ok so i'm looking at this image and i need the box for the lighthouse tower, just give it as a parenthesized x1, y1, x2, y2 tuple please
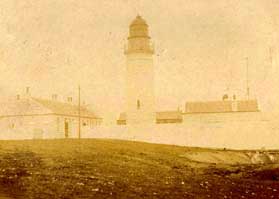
(125, 15, 155, 125)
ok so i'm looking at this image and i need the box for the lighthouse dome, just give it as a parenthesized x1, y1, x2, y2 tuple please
(126, 15, 154, 54)
(130, 15, 148, 26)
(129, 15, 150, 39)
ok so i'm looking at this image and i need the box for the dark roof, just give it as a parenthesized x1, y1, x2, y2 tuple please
(185, 100, 259, 114)
(0, 97, 100, 119)
(32, 98, 100, 118)
(156, 111, 183, 120)
(130, 15, 147, 26)
(118, 111, 182, 121)
(185, 101, 232, 113)
(237, 100, 259, 112)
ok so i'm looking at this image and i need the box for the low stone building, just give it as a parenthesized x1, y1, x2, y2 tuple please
(117, 111, 183, 125)
(0, 96, 102, 139)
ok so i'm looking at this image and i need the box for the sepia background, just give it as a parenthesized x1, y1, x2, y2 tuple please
(0, 0, 279, 122)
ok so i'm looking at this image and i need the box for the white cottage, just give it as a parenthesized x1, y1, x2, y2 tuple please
(0, 96, 102, 140)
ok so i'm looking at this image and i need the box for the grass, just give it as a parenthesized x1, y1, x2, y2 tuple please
(0, 139, 278, 198)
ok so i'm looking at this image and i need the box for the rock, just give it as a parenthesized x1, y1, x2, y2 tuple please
(251, 152, 273, 164)
(92, 188, 99, 192)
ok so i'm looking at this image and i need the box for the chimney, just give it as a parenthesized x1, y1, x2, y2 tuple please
(222, 94, 228, 101)
(52, 94, 58, 101)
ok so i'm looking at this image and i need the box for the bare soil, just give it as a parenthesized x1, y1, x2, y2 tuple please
(0, 139, 278, 198)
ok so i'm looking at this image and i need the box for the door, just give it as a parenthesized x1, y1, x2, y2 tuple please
(65, 121, 69, 138)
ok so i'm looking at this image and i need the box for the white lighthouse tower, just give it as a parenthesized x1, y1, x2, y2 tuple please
(125, 15, 155, 125)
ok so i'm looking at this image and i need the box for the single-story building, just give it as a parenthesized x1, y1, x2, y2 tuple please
(117, 99, 260, 125)
(117, 111, 183, 125)
(0, 96, 102, 139)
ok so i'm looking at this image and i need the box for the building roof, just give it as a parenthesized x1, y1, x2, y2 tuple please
(130, 15, 147, 26)
(185, 100, 259, 114)
(0, 98, 44, 116)
(156, 111, 183, 120)
(237, 100, 259, 112)
(32, 98, 100, 119)
(0, 97, 101, 119)
(185, 101, 233, 113)
(117, 111, 182, 121)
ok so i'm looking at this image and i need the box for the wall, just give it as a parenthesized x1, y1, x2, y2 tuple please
(0, 115, 101, 140)
(126, 53, 155, 124)
(84, 112, 279, 150)
(183, 111, 265, 123)
(0, 111, 278, 150)
(0, 115, 57, 140)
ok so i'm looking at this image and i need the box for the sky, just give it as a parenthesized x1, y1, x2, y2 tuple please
(0, 0, 279, 120)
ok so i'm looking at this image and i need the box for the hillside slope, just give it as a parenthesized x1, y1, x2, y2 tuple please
(0, 139, 278, 198)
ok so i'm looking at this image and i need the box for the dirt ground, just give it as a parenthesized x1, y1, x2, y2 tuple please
(0, 139, 278, 199)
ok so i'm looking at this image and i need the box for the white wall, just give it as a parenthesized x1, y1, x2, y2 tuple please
(126, 53, 156, 124)
(0, 115, 56, 140)
(0, 115, 101, 140)
(183, 111, 265, 123)
(1, 112, 278, 150)
(84, 112, 279, 150)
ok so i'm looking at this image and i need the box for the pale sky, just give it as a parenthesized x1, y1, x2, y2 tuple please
(0, 0, 279, 120)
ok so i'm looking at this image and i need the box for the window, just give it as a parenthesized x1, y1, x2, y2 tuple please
(137, 100, 141, 110)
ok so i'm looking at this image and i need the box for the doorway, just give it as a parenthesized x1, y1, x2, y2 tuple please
(65, 121, 69, 138)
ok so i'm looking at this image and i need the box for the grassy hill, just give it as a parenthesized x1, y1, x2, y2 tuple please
(0, 139, 278, 198)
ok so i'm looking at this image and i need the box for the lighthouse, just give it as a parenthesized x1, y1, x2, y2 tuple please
(125, 15, 155, 125)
